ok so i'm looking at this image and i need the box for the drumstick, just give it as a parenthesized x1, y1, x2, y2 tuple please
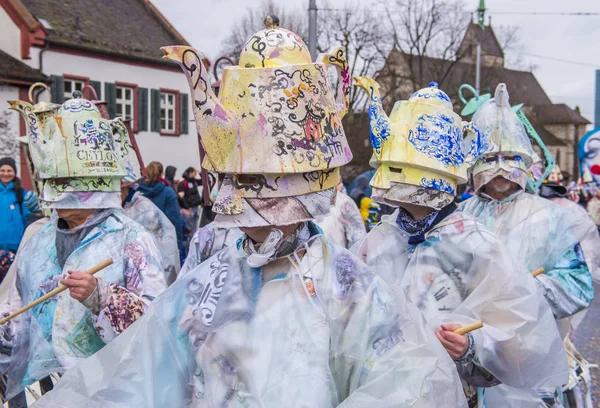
(453, 321, 484, 335)
(0, 258, 113, 326)
(531, 267, 545, 277)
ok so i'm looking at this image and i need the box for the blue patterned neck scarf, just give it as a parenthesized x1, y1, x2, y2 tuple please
(396, 203, 457, 245)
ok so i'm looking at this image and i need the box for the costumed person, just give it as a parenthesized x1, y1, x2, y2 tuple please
(578, 127, 600, 227)
(460, 84, 594, 406)
(34, 19, 467, 407)
(316, 179, 366, 249)
(138, 161, 186, 264)
(538, 164, 600, 284)
(121, 162, 181, 286)
(178, 222, 242, 278)
(1, 93, 167, 400)
(352, 78, 568, 408)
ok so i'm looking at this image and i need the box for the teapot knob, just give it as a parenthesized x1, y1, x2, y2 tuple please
(264, 15, 280, 29)
(72, 90, 83, 99)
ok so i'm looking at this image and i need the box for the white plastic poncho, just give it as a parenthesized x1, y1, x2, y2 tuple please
(353, 209, 568, 407)
(461, 191, 594, 319)
(124, 191, 181, 285)
(34, 225, 467, 408)
(548, 196, 600, 284)
(0, 209, 167, 398)
(316, 191, 367, 249)
(179, 222, 242, 278)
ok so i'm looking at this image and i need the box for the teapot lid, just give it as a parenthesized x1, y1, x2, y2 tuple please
(238, 15, 312, 68)
(408, 82, 454, 111)
(59, 91, 102, 118)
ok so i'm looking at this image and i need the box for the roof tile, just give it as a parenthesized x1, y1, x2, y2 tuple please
(20, 0, 188, 64)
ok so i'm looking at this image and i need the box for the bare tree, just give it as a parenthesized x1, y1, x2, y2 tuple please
(495, 24, 525, 69)
(317, 2, 388, 114)
(377, 0, 471, 103)
(220, 0, 307, 62)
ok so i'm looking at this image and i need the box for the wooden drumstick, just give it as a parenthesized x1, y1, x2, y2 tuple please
(0, 258, 113, 326)
(453, 321, 484, 335)
(531, 267, 545, 277)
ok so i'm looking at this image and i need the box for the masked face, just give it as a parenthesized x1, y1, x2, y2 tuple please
(471, 153, 528, 193)
(487, 176, 517, 193)
(580, 130, 600, 184)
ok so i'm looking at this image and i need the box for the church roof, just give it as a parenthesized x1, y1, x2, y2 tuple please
(459, 22, 504, 59)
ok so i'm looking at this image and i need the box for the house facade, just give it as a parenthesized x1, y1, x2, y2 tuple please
(0, 0, 201, 189)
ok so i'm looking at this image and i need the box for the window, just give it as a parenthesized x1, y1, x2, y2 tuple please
(160, 92, 176, 133)
(63, 79, 85, 100)
(116, 86, 135, 122)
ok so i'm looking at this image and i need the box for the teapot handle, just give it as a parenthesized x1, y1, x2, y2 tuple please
(28, 82, 50, 103)
(109, 118, 146, 178)
(318, 46, 350, 119)
(462, 121, 482, 167)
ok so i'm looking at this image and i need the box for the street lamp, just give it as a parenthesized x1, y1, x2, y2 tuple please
(309, 0, 317, 59)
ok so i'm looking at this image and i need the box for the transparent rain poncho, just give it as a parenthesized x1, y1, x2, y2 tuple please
(179, 222, 242, 278)
(547, 196, 600, 285)
(353, 209, 568, 407)
(461, 191, 594, 319)
(33, 227, 468, 408)
(0, 209, 166, 399)
(124, 192, 181, 285)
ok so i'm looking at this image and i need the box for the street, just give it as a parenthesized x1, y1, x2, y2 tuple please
(574, 283, 600, 406)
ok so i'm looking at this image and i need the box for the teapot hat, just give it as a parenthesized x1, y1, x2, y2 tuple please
(469, 84, 535, 192)
(8, 90, 138, 209)
(354, 77, 482, 210)
(163, 17, 353, 227)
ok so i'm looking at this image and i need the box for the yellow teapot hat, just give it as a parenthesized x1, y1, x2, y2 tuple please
(354, 77, 482, 209)
(8, 91, 139, 209)
(163, 17, 353, 227)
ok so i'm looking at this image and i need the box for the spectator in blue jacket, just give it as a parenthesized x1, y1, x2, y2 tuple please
(137, 161, 186, 264)
(0, 157, 39, 282)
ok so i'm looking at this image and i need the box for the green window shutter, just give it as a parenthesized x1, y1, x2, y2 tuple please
(138, 88, 149, 132)
(105, 82, 116, 118)
(151, 89, 161, 132)
(180, 93, 189, 134)
(90, 80, 102, 99)
(50, 75, 64, 104)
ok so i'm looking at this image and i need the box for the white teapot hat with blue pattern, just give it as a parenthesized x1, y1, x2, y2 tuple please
(354, 78, 482, 209)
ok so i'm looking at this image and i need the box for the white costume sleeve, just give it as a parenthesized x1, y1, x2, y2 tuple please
(354, 210, 569, 403)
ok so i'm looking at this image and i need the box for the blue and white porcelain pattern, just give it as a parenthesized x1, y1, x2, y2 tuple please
(419, 177, 455, 195)
(367, 88, 391, 154)
(408, 113, 464, 167)
(409, 82, 452, 105)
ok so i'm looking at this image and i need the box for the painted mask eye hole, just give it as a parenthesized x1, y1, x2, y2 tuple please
(236, 175, 261, 185)
(484, 156, 498, 163)
(389, 167, 403, 174)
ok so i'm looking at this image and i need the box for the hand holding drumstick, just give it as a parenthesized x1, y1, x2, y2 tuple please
(0, 259, 113, 326)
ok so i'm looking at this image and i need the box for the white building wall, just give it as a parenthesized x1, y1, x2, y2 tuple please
(0, 85, 21, 168)
(0, 8, 21, 61)
(29, 49, 200, 173)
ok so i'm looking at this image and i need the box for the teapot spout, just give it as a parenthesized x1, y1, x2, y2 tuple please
(7, 100, 42, 141)
(161, 45, 240, 171)
(353, 76, 391, 156)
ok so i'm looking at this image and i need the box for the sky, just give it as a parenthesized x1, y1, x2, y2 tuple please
(153, 0, 600, 126)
